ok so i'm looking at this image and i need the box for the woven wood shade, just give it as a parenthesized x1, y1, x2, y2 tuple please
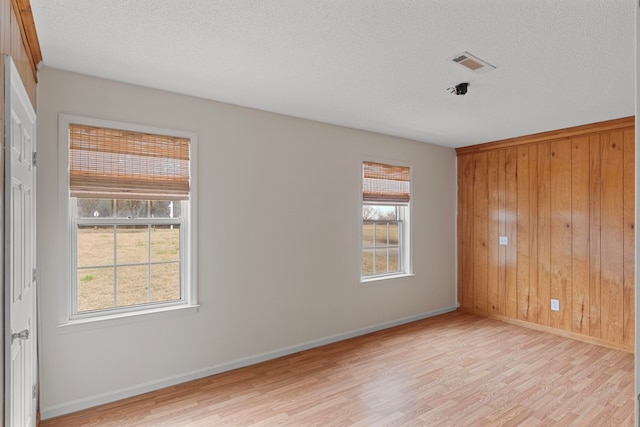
(69, 124, 190, 200)
(362, 161, 410, 204)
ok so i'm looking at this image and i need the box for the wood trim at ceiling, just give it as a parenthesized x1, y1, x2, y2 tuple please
(456, 116, 635, 156)
(10, 0, 42, 82)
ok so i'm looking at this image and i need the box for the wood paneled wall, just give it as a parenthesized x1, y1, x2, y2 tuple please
(456, 117, 635, 351)
(2, 0, 40, 103)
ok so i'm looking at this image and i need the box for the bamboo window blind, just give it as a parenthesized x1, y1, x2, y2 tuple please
(362, 161, 410, 204)
(69, 124, 190, 200)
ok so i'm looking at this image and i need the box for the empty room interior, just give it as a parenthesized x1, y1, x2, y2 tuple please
(0, 0, 638, 426)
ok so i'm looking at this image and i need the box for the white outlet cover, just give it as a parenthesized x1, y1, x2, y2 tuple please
(551, 299, 560, 311)
(499, 236, 508, 245)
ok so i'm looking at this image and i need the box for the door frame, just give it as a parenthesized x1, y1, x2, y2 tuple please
(4, 54, 38, 426)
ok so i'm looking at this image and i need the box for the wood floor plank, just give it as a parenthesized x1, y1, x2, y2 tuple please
(41, 312, 634, 427)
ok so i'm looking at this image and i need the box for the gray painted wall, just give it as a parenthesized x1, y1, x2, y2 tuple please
(36, 68, 457, 418)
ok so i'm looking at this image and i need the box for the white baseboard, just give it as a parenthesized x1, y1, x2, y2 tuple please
(41, 306, 456, 420)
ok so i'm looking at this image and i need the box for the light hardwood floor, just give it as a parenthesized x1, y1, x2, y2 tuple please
(40, 311, 634, 426)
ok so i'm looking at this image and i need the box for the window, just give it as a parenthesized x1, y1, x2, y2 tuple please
(361, 161, 411, 279)
(60, 115, 197, 320)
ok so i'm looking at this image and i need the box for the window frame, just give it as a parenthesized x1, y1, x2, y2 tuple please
(58, 114, 198, 325)
(360, 160, 412, 282)
(362, 206, 404, 277)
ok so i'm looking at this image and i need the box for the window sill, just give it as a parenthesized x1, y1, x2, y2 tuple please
(361, 273, 415, 285)
(57, 303, 199, 334)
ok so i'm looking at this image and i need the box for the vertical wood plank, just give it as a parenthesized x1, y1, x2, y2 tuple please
(622, 128, 635, 347)
(457, 157, 464, 307)
(600, 130, 624, 344)
(473, 153, 489, 314)
(537, 142, 551, 326)
(0, 48, 3, 427)
(516, 146, 531, 321)
(460, 155, 475, 311)
(9, 8, 20, 77)
(498, 149, 507, 316)
(10, 6, 29, 106)
(487, 151, 500, 314)
(502, 147, 518, 319)
(504, 148, 518, 319)
(528, 145, 539, 325)
(3, 1, 37, 105)
(571, 136, 590, 335)
(549, 139, 572, 331)
(1, 0, 11, 54)
(589, 134, 602, 339)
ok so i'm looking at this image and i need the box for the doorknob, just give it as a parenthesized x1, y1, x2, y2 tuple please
(11, 329, 29, 343)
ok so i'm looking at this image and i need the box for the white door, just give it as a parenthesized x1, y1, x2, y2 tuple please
(4, 56, 37, 427)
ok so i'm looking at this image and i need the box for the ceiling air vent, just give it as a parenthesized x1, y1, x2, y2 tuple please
(449, 51, 496, 74)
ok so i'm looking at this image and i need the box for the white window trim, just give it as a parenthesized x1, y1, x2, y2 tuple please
(360, 158, 413, 283)
(57, 114, 198, 327)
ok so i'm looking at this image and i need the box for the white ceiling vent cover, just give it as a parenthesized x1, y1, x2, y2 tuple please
(449, 52, 496, 74)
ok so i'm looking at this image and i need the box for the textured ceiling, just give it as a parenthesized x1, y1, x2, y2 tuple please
(30, 1, 636, 148)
